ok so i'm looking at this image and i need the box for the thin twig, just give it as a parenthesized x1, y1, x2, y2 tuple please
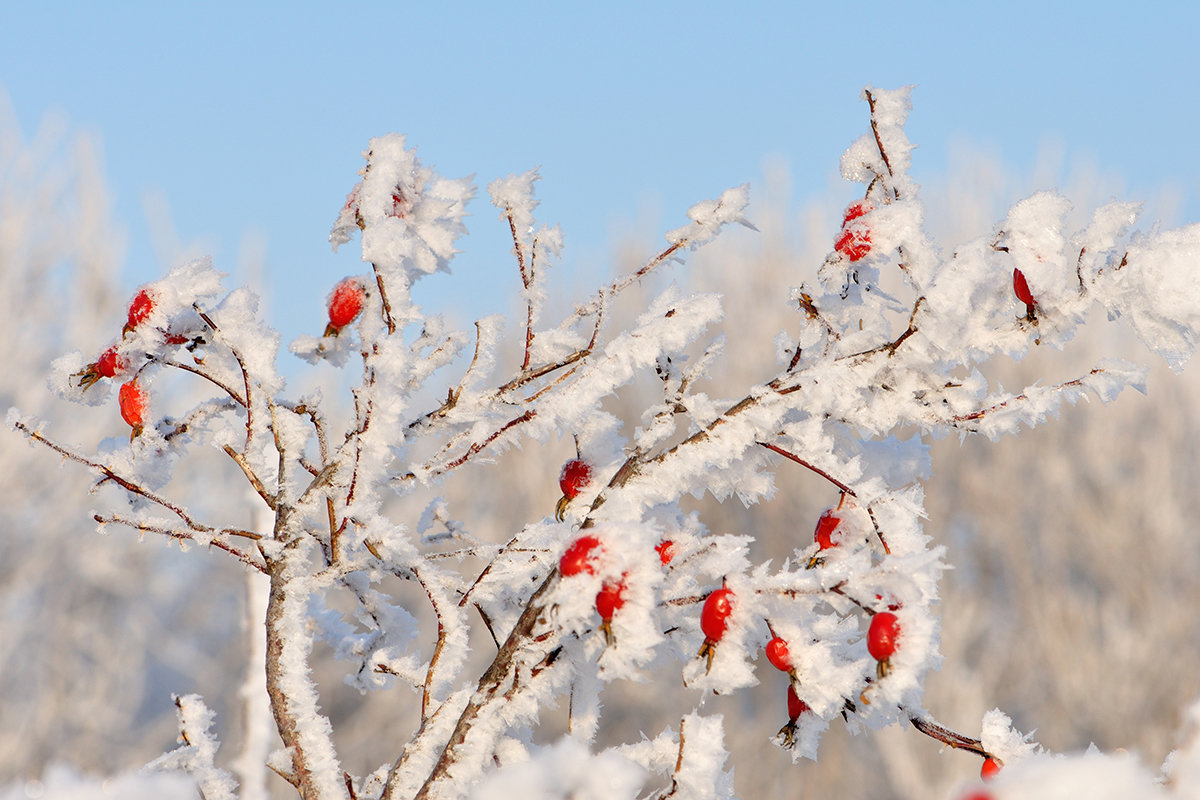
(371, 262, 398, 335)
(864, 89, 900, 201)
(16, 420, 201, 528)
(95, 514, 268, 573)
(222, 445, 277, 510)
(908, 713, 990, 759)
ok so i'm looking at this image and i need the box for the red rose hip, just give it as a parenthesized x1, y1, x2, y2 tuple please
(555, 458, 592, 521)
(325, 278, 366, 336)
(123, 288, 155, 336)
(778, 684, 810, 748)
(697, 586, 736, 672)
(701, 587, 735, 642)
(559, 535, 602, 577)
(595, 575, 626, 646)
(74, 345, 127, 390)
(765, 636, 793, 673)
(118, 379, 148, 439)
(867, 611, 901, 678)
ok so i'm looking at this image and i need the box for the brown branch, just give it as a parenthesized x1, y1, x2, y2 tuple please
(504, 209, 538, 371)
(757, 441, 856, 496)
(864, 89, 900, 201)
(94, 514, 268, 573)
(412, 566, 448, 721)
(222, 445, 277, 510)
(951, 369, 1102, 425)
(410, 570, 560, 800)
(15, 420, 203, 528)
(161, 358, 247, 406)
(840, 296, 925, 363)
(397, 410, 537, 482)
(371, 262, 397, 335)
(908, 713, 990, 759)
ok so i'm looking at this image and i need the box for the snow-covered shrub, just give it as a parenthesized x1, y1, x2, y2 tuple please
(12, 87, 1200, 800)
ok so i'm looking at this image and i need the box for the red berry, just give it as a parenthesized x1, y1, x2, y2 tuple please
(559, 535, 602, 577)
(842, 200, 873, 225)
(765, 636, 792, 673)
(813, 509, 842, 551)
(595, 576, 626, 622)
(559, 458, 592, 500)
(835, 228, 872, 262)
(700, 587, 736, 642)
(980, 757, 1002, 781)
(1013, 268, 1036, 307)
(959, 793, 993, 800)
(655, 540, 675, 565)
(326, 278, 366, 335)
(786, 684, 809, 721)
(118, 379, 148, 436)
(123, 288, 155, 335)
(75, 346, 128, 390)
(867, 611, 901, 662)
(97, 346, 125, 378)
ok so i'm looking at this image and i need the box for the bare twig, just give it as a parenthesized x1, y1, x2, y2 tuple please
(94, 514, 268, 573)
(222, 445, 277, 510)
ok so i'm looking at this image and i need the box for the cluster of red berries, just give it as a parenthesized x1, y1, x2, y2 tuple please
(557, 521, 675, 646)
(72, 286, 186, 439)
(762, 632, 811, 747)
(834, 200, 873, 262)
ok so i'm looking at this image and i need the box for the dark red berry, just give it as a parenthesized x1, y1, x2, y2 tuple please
(595, 576, 626, 622)
(867, 611, 901, 662)
(842, 200, 873, 225)
(701, 587, 735, 643)
(655, 540, 675, 565)
(1013, 268, 1036, 307)
(559, 535, 602, 577)
(765, 636, 792, 673)
(559, 459, 592, 499)
(786, 684, 809, 721)
(813, 509, 842, 551)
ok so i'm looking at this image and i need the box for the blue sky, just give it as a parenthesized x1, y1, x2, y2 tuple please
(3, 2, 1198, 352)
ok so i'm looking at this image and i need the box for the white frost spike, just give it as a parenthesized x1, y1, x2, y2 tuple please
(665, 184, 756, 250)
(487, 168, 542, 243)
(980, 707, 1042, 766)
